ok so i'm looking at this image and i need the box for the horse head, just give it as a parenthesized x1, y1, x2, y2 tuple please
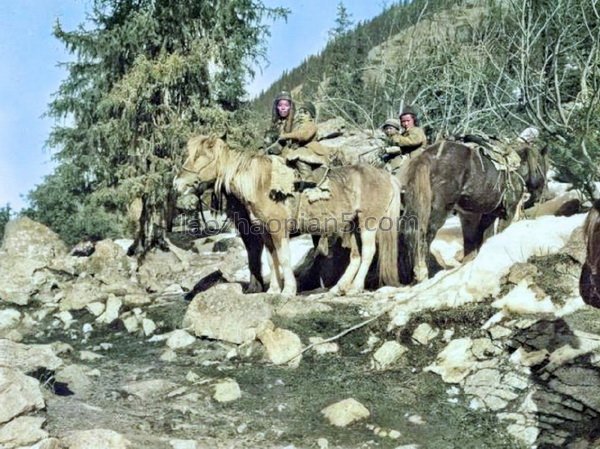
(516, 144, 549, 208)
(173, 134, 226, 197)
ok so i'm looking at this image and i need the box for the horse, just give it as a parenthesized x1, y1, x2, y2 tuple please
(580, 200, 600, 308)
(400, 139, 548, 283)
(174, 135, 402, 297)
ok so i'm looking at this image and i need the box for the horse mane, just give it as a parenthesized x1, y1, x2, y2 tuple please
(215, 140, 271, 203)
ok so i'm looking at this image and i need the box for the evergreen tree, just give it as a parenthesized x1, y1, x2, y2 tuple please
(32, 0, 286, 249)
(0, 204, 12, 243)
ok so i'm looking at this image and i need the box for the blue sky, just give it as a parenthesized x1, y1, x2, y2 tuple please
(0, 0, 389, 212)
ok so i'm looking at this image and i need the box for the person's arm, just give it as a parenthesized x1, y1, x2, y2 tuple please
(389, 127, 426, 148)
(264, 124, 279, 146)
(279, 121, 317, 145)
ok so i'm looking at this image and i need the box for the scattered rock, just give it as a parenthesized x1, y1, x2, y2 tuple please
(371, 341, 407, 370)
(321, 398, 370, 427)
(425, 338, 477, 383)
(0, 367, 45, 424)
(411, 323, 440, 345)
(166, 330, 196, 350)
(60, 429, 130, 449)
(142, 318, 156, 336)
(0, 416, 48, 448)
(213, 379, 241, 403)
(59, 280, 106, 312)
(55, 364, 93, 397)
(256, 321, 303, 367)
(183, 283, 273, 344)
(0, 339, 63, 372)
(121, 379, 179, 401)
(169, 439, 198, 449)
(96, 295, 122, 324)
(308, 337, 339, 355)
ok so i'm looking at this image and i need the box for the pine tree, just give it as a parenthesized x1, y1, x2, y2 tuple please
(35, 0, 286, 250)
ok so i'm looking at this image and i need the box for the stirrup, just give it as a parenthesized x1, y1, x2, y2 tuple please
(294, 180, 317, 191)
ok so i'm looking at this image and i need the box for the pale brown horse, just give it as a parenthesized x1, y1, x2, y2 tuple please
(580, 200, 600, 308)
(174, 135, 402, 297)
(400, 140, 548, 283)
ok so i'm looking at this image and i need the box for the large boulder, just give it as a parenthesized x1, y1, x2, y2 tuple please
(0, 367, 45, 424)
(1, 217, 67, 262)
(0, 340, 63, 372)
(0, 218, 68, 305)
(182, 284, 272, 344)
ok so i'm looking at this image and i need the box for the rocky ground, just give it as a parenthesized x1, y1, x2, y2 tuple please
(1, 209, 599, 449)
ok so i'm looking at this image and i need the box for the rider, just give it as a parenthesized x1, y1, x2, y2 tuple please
(278, 101, 330, 189)
(264, 91, 295, 153)
(382, 106, 427, 181)
(381, 118, 401, 138)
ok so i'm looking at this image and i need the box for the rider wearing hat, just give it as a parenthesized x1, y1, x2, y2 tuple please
(382, 106, 428, 182)
(264, 91, 295, 152)
(381, 118, 401, 138)
(274, 101, 330, 189)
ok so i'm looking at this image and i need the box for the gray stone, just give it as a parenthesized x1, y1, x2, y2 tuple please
(0, 367, 45, 424)
(121, 379, 179, 401)
(321, 398, 370, 427)
(183, 284, 273, 344)
(0, 339, 63, 372)
(60, 429, 130, 449)
(0, 416, 47, 448)
(213, 379, 241, 403)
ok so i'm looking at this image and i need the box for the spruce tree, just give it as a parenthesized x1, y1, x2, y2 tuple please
(37, 0, 286, 250)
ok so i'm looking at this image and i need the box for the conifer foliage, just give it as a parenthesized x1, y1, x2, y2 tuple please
(28, 0, 286, 247)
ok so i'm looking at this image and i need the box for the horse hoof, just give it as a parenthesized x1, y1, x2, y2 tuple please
(281, 289, 296, 298)
(266, 287, 281, 295)
(346, 286, 364, 296)
(329, 286, 346, 296)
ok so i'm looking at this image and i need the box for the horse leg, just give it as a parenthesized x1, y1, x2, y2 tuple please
(264, 235, 283, 294)
(272, 232, 297, 297)
(459, 211, 484, 257)
(424, 208, 448, 278)
(478, 212, 500, 248)
(240, 232, 264, 293)
(348, 228, 377, 294)
(330, 233, 361, 296)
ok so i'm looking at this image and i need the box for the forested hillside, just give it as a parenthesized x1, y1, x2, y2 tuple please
(254, 0, 600, 195)
(19, 0, 600, 247)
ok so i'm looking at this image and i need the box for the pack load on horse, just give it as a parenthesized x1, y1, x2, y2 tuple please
(174, 135, 403, 297)
(399, 133, 548, 284)
(580, 200, 600, 308)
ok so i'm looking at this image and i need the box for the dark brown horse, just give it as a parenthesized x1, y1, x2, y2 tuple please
(580, 200, 600, 308)
(400, 140, 548, 283)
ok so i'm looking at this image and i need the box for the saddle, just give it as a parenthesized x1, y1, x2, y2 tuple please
(269, 156, 331, 203)
(452, 134, 521, 172)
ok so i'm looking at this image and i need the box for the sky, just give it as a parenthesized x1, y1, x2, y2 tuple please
(0, 0, 389, 212)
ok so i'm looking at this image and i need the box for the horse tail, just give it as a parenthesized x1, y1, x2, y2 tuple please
(401, 158, 432, 283)
(580, 199, 600, 308)
(584, 200, 600, 248)
(376, 175, 401, 286)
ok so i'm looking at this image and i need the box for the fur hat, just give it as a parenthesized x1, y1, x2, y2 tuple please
(298, 101, 316, 118)
(399, 105, 417, 119)
(274, 91, 293, 103)
(382, 118, 401, 131)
